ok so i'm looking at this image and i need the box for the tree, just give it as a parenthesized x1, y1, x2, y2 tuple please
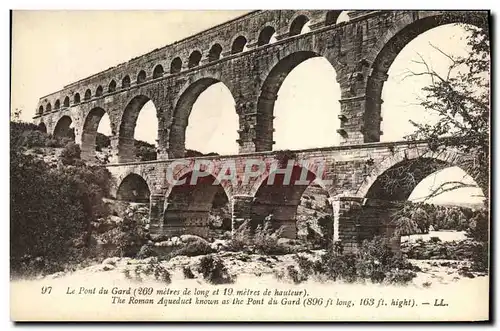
(394, 216, 418, 242)
(410, 206, 430, 234)
(404, 14, 490, 203)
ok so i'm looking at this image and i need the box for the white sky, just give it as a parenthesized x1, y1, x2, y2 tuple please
(11, 11, 486, 205)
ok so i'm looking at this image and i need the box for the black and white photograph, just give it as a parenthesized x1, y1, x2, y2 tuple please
(9, 9, 491, 321)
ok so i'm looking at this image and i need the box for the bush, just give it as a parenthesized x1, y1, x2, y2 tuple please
(60, 142, 81, 165)
(228, 220, 294, 255)
(253, 223, 289, 255)
(198, 254, 235, 284)
(135, 140, 157, 161)
(123, 260, 171, 283)
(227, 220, 253, 252)
(470, 242, 488, 272)
(467, 209, 489, 242)
(171, 240, 213, 257)
(430, 236, 441, 243)
(292, 254, 324, 282)
(286, 265, 307, 284)
(183, 266, 195, 279)
(10, 150, 112, 277)
(316, 236, 417, 285)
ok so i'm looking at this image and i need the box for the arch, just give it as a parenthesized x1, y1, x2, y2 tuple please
(81, 107, 111, 160)
(168, 77, 235, 158)
(95, 85, 103, 97)
(53, 115, 74, 140)
(164, 171, 231, 238)
(153, 64, 164, 78)
(231, 35, 247, 54)
(251, 164, 331, 239)
(258, 26, 277, 46)
(74, 93, 81, 104)
(208, 43, 222, 62)
(336, 11, 350, 24)
(256, 51, 326, 151)
(365, 12, 487, 143)
(84, 89, 91, 100)
(38, 106, 43, 115)
(170, 57, 182, 74)
(325, 10, 342, 25)
(122, 75, 131, 88)
(54, 99, 60, 110)
(117, 95, 157, 162)
(289, 15, 310, 36)
(355, 145, 477, 200)
(63, 96, 70, 107)
(46, 103, 52, 112)
(137, 70, 147, 84)
(116, 173, 151, 203)
(38, 122, 47, 133)
(188, 50, 202, 68)
(108, 80, 117, 93)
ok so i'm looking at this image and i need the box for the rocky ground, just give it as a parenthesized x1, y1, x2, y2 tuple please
(32, 230, 486, 290)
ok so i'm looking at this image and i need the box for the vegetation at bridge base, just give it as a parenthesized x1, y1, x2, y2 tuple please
(10, 119, 113, 278)
(288, 236, 419, 285)
(198, 254, 235, 285)
(390, 201, 489, 273)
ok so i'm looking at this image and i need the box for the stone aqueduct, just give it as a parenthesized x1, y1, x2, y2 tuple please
(33, 10, 486, 250)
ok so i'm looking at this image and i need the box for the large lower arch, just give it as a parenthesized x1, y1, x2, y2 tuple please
(168, 78, 237, 158)
(117, 95, 158, 162)
(251, 164, 331, 239)
(357, 147, 484, 202)
(257, 51, 340, 151)
(53, 116, 75, 141)
(116, 173, 151, 203)
(81, 107, 111, 161)
(163, 171, 231, 238)
(364, 12, 488, 143)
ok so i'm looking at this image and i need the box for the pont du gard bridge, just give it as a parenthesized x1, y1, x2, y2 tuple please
(33, 10, 485, 250)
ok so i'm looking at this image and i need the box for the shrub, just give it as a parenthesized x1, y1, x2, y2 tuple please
(253, 223, 289, 255)
(60, 142, 82, 165)
(135, 139, 157, 161)
(470, 242, 488, 272)
(316, 236, 416, 285)
(10, 150, 112, 277)
(227, 220, 253, 252)
(467, 209, 489, 242)
(124, 260, 171, 284)
(286, 265, 307, 284)
(384, 269, 417, 285)
(293, 254, 324, 281)
(198, 254, 235, 284)
(430, 236, 441, 243)
(183, 266, 195, 279)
